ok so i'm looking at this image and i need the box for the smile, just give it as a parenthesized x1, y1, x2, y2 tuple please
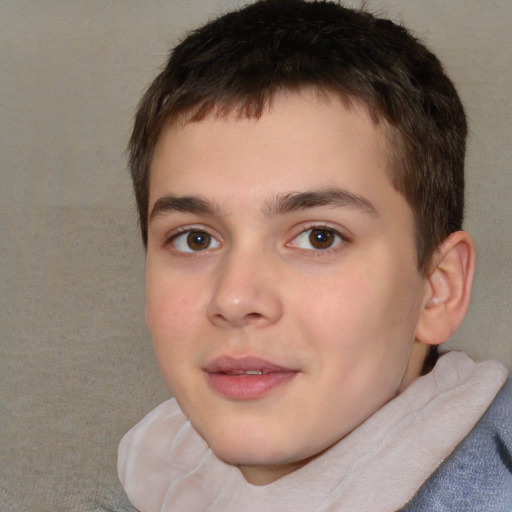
(204, 356, 298, 400)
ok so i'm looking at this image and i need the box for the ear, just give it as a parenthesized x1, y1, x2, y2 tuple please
(415, 231, 476, 346)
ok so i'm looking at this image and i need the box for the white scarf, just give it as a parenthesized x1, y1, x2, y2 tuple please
(118, 352, 507, 512)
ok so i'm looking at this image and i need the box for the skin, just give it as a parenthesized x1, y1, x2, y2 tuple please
(145, 90, 433, 485)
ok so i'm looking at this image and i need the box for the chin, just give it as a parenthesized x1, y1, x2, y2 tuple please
(204, 426, 298, 467)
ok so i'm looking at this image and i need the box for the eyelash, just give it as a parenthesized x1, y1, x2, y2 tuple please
(288, 224, 348, 253)
(165, 224, 349, 254)
(166, 226, 221, 253)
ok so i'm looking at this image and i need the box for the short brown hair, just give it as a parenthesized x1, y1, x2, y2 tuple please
(129, 0, 467, 274)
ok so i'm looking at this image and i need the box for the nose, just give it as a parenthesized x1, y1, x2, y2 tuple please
(206, 249, 284, 328)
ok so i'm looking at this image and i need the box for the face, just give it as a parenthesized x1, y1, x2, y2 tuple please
(145, 91, 430, 485)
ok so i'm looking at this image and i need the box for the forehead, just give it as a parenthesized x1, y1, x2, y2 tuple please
(151, 90, 394, 192)
(151, 92, 403, 221)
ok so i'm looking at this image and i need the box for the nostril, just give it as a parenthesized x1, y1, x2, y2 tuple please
(247, 312, 263, 319)
(211, 311, 263, 326)
(242, 312, 265, 326)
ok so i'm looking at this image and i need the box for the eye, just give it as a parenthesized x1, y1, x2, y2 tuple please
(291, 227, 345, 251)
(170, 230, 220, 253)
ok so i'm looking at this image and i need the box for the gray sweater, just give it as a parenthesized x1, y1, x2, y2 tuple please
(400, 378, 512, 511)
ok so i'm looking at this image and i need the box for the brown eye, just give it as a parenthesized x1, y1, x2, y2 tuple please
(291, 227, 344, 251)
(309, 229, 336, 249)
(186, 231, 211, 250)
(171, 229, 220, 253)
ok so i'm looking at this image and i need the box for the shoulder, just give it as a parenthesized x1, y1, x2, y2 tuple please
(400, 377, 512, 512)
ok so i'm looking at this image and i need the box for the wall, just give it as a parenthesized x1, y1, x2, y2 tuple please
(1, 1, 510, 510)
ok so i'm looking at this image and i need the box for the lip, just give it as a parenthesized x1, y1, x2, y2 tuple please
(204, 356, 298, 400)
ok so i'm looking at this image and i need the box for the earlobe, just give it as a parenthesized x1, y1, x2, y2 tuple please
(415, 231, 476, 346)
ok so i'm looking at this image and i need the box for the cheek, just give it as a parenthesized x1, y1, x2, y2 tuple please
(145, 270, 206, 342)
(145, 274, 206, 395)
(296, 271, 379, 340)
(294, 262, 420, 358)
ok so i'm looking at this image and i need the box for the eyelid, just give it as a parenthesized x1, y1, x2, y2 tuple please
(287, 222, 350, 251)
(165, 224, 222, 253)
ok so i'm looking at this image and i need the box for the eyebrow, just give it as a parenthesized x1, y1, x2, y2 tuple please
(149, 187, 377, 221)
(149, 195, 216, 221)
(263, 188, 378, 217)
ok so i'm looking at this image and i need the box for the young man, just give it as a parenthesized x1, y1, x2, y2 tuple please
(118, 1, 512, 510)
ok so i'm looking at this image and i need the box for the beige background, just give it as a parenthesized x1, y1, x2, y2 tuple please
(1, 1, 511, 510)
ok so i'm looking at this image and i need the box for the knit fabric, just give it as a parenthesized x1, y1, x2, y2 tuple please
(399, 377, 512, 512)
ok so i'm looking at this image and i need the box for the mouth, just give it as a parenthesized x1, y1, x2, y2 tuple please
(204, 356, 298, 400)
(221, 369, 265, 375)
